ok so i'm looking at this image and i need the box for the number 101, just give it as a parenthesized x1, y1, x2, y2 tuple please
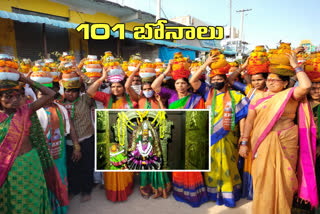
(76, 23, 125, 40)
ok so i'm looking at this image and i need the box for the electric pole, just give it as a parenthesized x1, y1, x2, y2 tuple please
(229, 0, 232, 39)
(236, 8, 252, 55)
(156, 0, 161, 21)
(236, 9, 252, 43)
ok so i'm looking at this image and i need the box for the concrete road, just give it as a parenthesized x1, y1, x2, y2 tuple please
(68, 176, 252, 214)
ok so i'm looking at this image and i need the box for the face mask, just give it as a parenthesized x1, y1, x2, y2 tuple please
(211, 82, 225, 90)
(131, 85, 141, 95)
(143, 90, 154, 98)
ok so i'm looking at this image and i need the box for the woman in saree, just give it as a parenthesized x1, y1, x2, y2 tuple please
(34, 73, 81, 214)
(126, 62, 170, 199)
(152, 53, 208, 207)
(87, 64, 134, 202)
(240, 52, 318, 214)
(189, 50, 249, 208)
(228, 54, 268, 200)
(0, 58, 61, 214)
(151, 59, 204, 110)
(228, 58, 268, 101)
(125, 63, 163, 109)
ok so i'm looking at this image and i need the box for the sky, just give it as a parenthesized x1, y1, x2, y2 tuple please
(108, 0, 320, 50)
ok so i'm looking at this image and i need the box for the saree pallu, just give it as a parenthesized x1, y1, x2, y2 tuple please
(172, 172, 208, 207)
(205, 90, 249, 207)
(0, 104, 63, 213)
(0, 149, 52, 214)
(29, 113, 69, 207)
(140, 172, 171, 199)
(43, 107, 68, 214)
(168, 93, 204, 109)
(103, 172, 134, 202)
(316, 156, 320, 213)
(250, 88, 318, 214)
(252, 125, 299, 214)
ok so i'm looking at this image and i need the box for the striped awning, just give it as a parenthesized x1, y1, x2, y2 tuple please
(0, 10, 78, 29)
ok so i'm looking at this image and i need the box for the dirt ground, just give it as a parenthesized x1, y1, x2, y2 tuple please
(68, 175, 252, 214)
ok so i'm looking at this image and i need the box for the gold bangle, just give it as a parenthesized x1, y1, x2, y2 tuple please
(74, 144, 81, 151)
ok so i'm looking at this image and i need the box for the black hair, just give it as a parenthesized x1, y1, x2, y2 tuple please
(111, 80, 125, 87)
(52, 82, 60, 90)
(142, 82, 152, 88)
(162, 78, 175, 90)
(262, 73, 268, 79)
(210, 74, 227, 81)
(220, 75, 227, 80)
(278, 74, 290, 83)
(64, 88, 80, 93)
(251, 73, 268, 80)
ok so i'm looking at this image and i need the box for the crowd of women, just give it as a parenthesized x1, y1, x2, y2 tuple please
(1, 42, 320, 214)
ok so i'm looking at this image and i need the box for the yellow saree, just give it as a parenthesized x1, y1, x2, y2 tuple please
(250, 88, 318, 214)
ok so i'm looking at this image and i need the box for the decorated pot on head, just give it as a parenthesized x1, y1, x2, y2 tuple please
(32, 60, 50, 75)
(61, 71, 81, 89)
(83, 55, 102, 78)
(305, 53, 320, 82)
(208, 49, 230, 77)
(59, 52, 75, 73)
(154, 58, 164, 77)
(30, 62, 53, 88)
(171, 52, 191, 81)
(190, 58, 205, 79)
(127, 54, 142, 77)
(45, 58, 60, 82)
(268, 42, 295, 76)
(105, 57, 125, 83)
(102, 51, 115, 65)
(0, 54, 20, 81)
(139, 59, 156, 83)
(19, 58, 32, 74)
(247, 45, 269, 75)
(58, 58, 74, 75)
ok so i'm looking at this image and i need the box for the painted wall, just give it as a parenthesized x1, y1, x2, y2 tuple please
(1, 0, 142, 30)
(0, 0, 144, 57)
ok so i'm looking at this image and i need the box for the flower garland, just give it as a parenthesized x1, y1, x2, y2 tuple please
(59, 55, 75, 61)
(117, 112, 135, 146)
(0, 60, 19, 69)
(84, 60, 102, 65)
(104, 61, 120, 67)
(151, 111, 166, 138)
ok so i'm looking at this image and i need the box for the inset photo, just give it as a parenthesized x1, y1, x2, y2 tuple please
(95, 110, 210, 171)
